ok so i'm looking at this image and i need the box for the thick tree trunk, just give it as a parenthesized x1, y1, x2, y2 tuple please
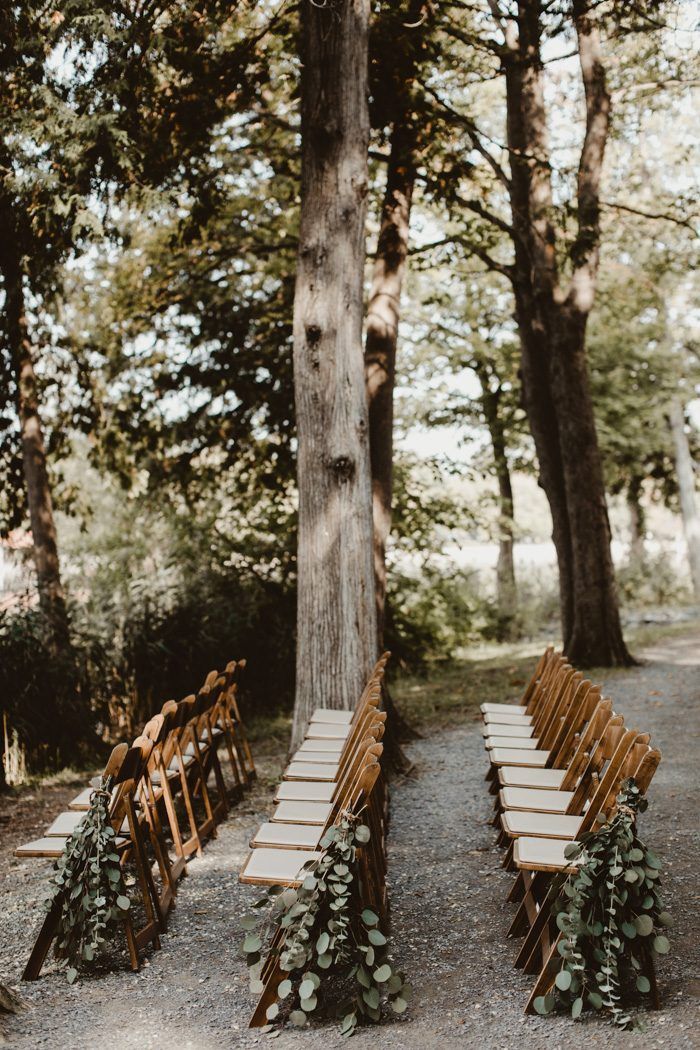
(669, 400, 700, 601)
(626, 475, 646, 564)
(548, 307, 631, 665)
(0, 237, 68, 647)
(501, 0, 631, 666)
(365, 119, 415, 648)
(290, 0, 376, 750)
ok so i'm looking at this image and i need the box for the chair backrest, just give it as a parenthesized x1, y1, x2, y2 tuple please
(578, 727, 639, 834)
(522, 647, 558, 713)
(561, 698, 614, 793)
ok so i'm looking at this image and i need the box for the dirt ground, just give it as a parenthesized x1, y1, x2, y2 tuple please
(1, 632, 698, 1049)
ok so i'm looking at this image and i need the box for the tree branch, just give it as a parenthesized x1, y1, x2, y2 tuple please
(420, 82, 511, 190)
(601, 200, 699, 233)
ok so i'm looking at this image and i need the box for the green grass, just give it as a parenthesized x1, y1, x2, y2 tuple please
(391, 618, 700, 737)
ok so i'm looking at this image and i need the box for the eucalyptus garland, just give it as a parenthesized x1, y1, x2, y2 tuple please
(241, 814, 410, 1036)
(47, 778, 131, 982)
(534, 778, 671, 1029)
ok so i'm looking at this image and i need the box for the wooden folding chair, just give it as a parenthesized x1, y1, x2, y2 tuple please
(497, 700, 616, 815)
(481, 647, 559, 723)
(283, 689, 383, 782)
(506, 727, 643, 938)
(483, 653, 570, 739)
(19, 742, 162, 979)
(517, 746, 662, 1013)
(243, 754, 385, 1028)
(487, 680, 605, 795)
(249, 738, 385, 851)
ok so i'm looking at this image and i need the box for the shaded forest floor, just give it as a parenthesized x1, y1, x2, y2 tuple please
(1, 627, 698, 1048)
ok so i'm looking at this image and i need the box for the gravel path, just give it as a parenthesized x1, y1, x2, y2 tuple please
(1, 633, 698, 1049)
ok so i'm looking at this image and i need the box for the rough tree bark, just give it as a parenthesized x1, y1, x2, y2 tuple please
(500, 0, 632, 666)
(669, 400, 700, 601)
(0, 227, 69, 647)
(290, 0, 377, 750)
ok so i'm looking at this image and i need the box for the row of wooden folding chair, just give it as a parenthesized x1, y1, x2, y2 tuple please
(239, 655, 391, 1027)
(479, 648, 662, 1013)
(21, 740, 163, 980)
(15, 659, 255, 977)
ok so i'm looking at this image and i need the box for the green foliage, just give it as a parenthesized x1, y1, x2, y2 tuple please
(47, 779, 131, 982)
(0, 605, 100, 770)
(241, 817, 409, 1035)
(534, 779, 670, 1030)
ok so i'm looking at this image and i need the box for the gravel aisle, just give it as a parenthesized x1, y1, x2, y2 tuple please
(1, 633, 698, 1049)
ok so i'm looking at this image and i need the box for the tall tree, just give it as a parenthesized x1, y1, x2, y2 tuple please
(669, 400, 700, 601)
(290, 0, 377, 748)
(365, 0, 428, 646)
(499, 0, 632, 665)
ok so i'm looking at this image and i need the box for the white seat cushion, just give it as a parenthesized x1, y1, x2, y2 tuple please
(480, 702, 526, 715)
(498, 767, 566, 789)
(68, 787, 94, 811)
(275, 781, 335, 803)
(482, 722, 535, 738)
(310, 708, 354, 725)
(289, 750, 340, 765)
(514, 836, 579, 872)
(284, 762, 338, 782)
(271, 800, 333, 825)
(305, 724, 351, 741)
(483, 711, 532, 726)
(239, 848, 320, 885)
(46, 811, 84, 837)
(500, 787, 574, 813)
(484, 735, 540, 750)
(297, 739, 345, 753)
(489, 748, 550, 767)
(250, 822, 323, 850)
(502, 811, 583, 839)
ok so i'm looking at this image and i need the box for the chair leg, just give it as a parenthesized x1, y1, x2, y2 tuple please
(22, 899, 62, 981)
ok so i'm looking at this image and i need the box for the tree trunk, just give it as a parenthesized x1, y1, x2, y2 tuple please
(548, 307, 631, 665)
(626, 475, 646, 564)
(290, 0, 376, 750)
(0, 235, 68, 647)
(500, 0, 632, 666)
(475, 367, 517, 633)
(669, 399, 700, 601)
(365, 118, 415, 649)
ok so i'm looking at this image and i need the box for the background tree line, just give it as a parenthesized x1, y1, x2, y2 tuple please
(0, 0, 698, 783)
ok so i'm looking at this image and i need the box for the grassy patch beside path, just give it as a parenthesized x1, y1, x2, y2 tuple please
(391, 617, 700, 738)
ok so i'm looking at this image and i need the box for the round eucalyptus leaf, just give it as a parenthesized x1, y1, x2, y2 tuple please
(266, 1003, 279, 1021)
(658, 911, 672, 927)
(533, 994, 553, 1016)
(355, 825, 371, 844)
(316, 931, 330, 955)
(243, 934, 261, 954)
(240, 915, 258, 931)
(653, 935, 670, 954)
(636, 975, 651, 993)
(555, 969, 572, 991)
(374, 964, 392, 983)
(634, 914, 653, 936)
(116, 895, 130, 911)
(362, 908, 379, 927)
(368, 929, 387, 946)
(571, 997, 583, 1020)
(277, 979, 292, 998)
(289, 1010, 307, 1027)
(300, 994, 317, 1013)
(299, 978, 316, 1000)
(391, 997, 407, 1014)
